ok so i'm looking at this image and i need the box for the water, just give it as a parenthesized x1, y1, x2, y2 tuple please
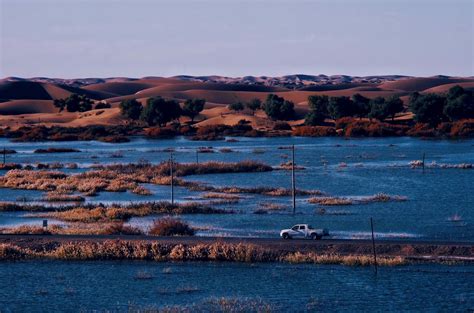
(0, 260, 472, 312)
(0, 136, 473, 240)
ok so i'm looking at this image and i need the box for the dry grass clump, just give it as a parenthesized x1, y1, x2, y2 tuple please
(283, 252, 406, 266)
(103, 222, 143, 235)
(205, 186, 323, 197)
(149, 218, 195, 236)
(0, 225, 52, 235)
(0, 222, 143, 236)
(0, 240, 409, 267)
(359, 193, 408, 203)
(131, 186, 153, 195)
(292, 126, 336, 137)
(258, 202, 287, 211)
(308, 197, 353, 206)
(44, 192, 85, 202)
(0, 163, 22, 170)
(0, 244, 28, 260)
(201, 192, 241, 200)
(277, 161, 306, 170)
(309, 193, 407, 206)
(34, 147, 81, 153)
(218, 148, 234, 153)
(0, 161, 272, 198)
(197, 147, 215, 153)
(35, 201, 230, 223)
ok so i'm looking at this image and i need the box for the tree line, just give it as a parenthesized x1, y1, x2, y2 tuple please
(120, 97, 205, 126)
(53, 85, 473, 127)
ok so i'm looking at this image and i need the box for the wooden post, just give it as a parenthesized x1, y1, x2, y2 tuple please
(292, 145, 296, 214)
(196, 150, 199, 164)
(370, 217, 378, 275)
(3, 147, 5, 164)
(170, 151, 174, 204)
(422, 152, 425, 174)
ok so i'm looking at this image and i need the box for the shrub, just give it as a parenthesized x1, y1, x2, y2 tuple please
(245, 98, 262, 115)
(54, 94, 93, 112)
(183, 99, 206, 122)
(328, 96, 354, 119)
(103, 222, 143, 235)
(140, 97, 181, 126)
(449, 119, 474, 137)
(273, 122, 292, 130)
(149, 218, 195, 236)
(144, 127, 179, 138)
(34, 147, 80, 153)
(263, 94, 295, 120)
(228, 102, 244, 112)
(409, 93, 446, 126)
(292, 126, 336, 137)
(94, 101, 111, 110)
(119, 99, 142, 120)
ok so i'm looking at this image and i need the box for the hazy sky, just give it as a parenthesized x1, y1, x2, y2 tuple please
(1, 0, 473, 78)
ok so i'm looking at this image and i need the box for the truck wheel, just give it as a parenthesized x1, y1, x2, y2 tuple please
(283, 233, 290, 239)
(312, 233, 322, 240)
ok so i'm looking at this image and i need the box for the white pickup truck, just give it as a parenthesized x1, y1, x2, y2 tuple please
(280, 224, 329, 240)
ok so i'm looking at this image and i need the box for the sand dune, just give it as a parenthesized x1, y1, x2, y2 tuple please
(1, 75, 472, 128)
(379, 77, 474, 92)
(0, 100, 56, 115)
(0, 81, 53, 100)
(422, 82, 474, 93)
(83, 82, 158, 96)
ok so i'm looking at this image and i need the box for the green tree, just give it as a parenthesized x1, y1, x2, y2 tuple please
(119, 99, 142, 120)
(368, 97, 388, 121)
(409, 93, 446, 126)
(245, 98, 262, 115)
(183, 98, 205, 122)
(327, 96, 354, 120)
(140, 96, 181, 126)
(444, 86, 474, 121)
(228, 102, 244, 112)
(263, 94, 295, 120)
(53, 94, 93, 112)
(351, 94, 370, 119)
(385, 96, 404, 121)
(305, 95, 329, 125)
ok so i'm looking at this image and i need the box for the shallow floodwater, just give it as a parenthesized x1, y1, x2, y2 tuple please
(0, 261, 472, 312)
(0, 136, 473, 240)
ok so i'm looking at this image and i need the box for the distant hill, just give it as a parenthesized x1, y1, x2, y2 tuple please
(0, 74, 472, 118)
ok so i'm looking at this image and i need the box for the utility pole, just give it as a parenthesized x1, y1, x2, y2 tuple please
(292, 144, 296, 214)
(370, 217, 378, 275)
(196, 150, 199, 164)
(170, 151, 174, 205)
(3, 147, 5, 164)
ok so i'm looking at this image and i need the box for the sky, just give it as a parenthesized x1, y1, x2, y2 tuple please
(0, 0, 473, 78)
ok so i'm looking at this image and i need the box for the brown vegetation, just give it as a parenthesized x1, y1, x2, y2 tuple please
(292, 126, 336, 137)
(0, 160, 272, 197)
(34, 147, 81, 153)
(0, 240, 409, 266)
(0, 222, 143, 236)
(149, 218, 195, 236)
(33, 202, 231, 223)
(4, 125, 140, 142)
(309, 193, 407, 206)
